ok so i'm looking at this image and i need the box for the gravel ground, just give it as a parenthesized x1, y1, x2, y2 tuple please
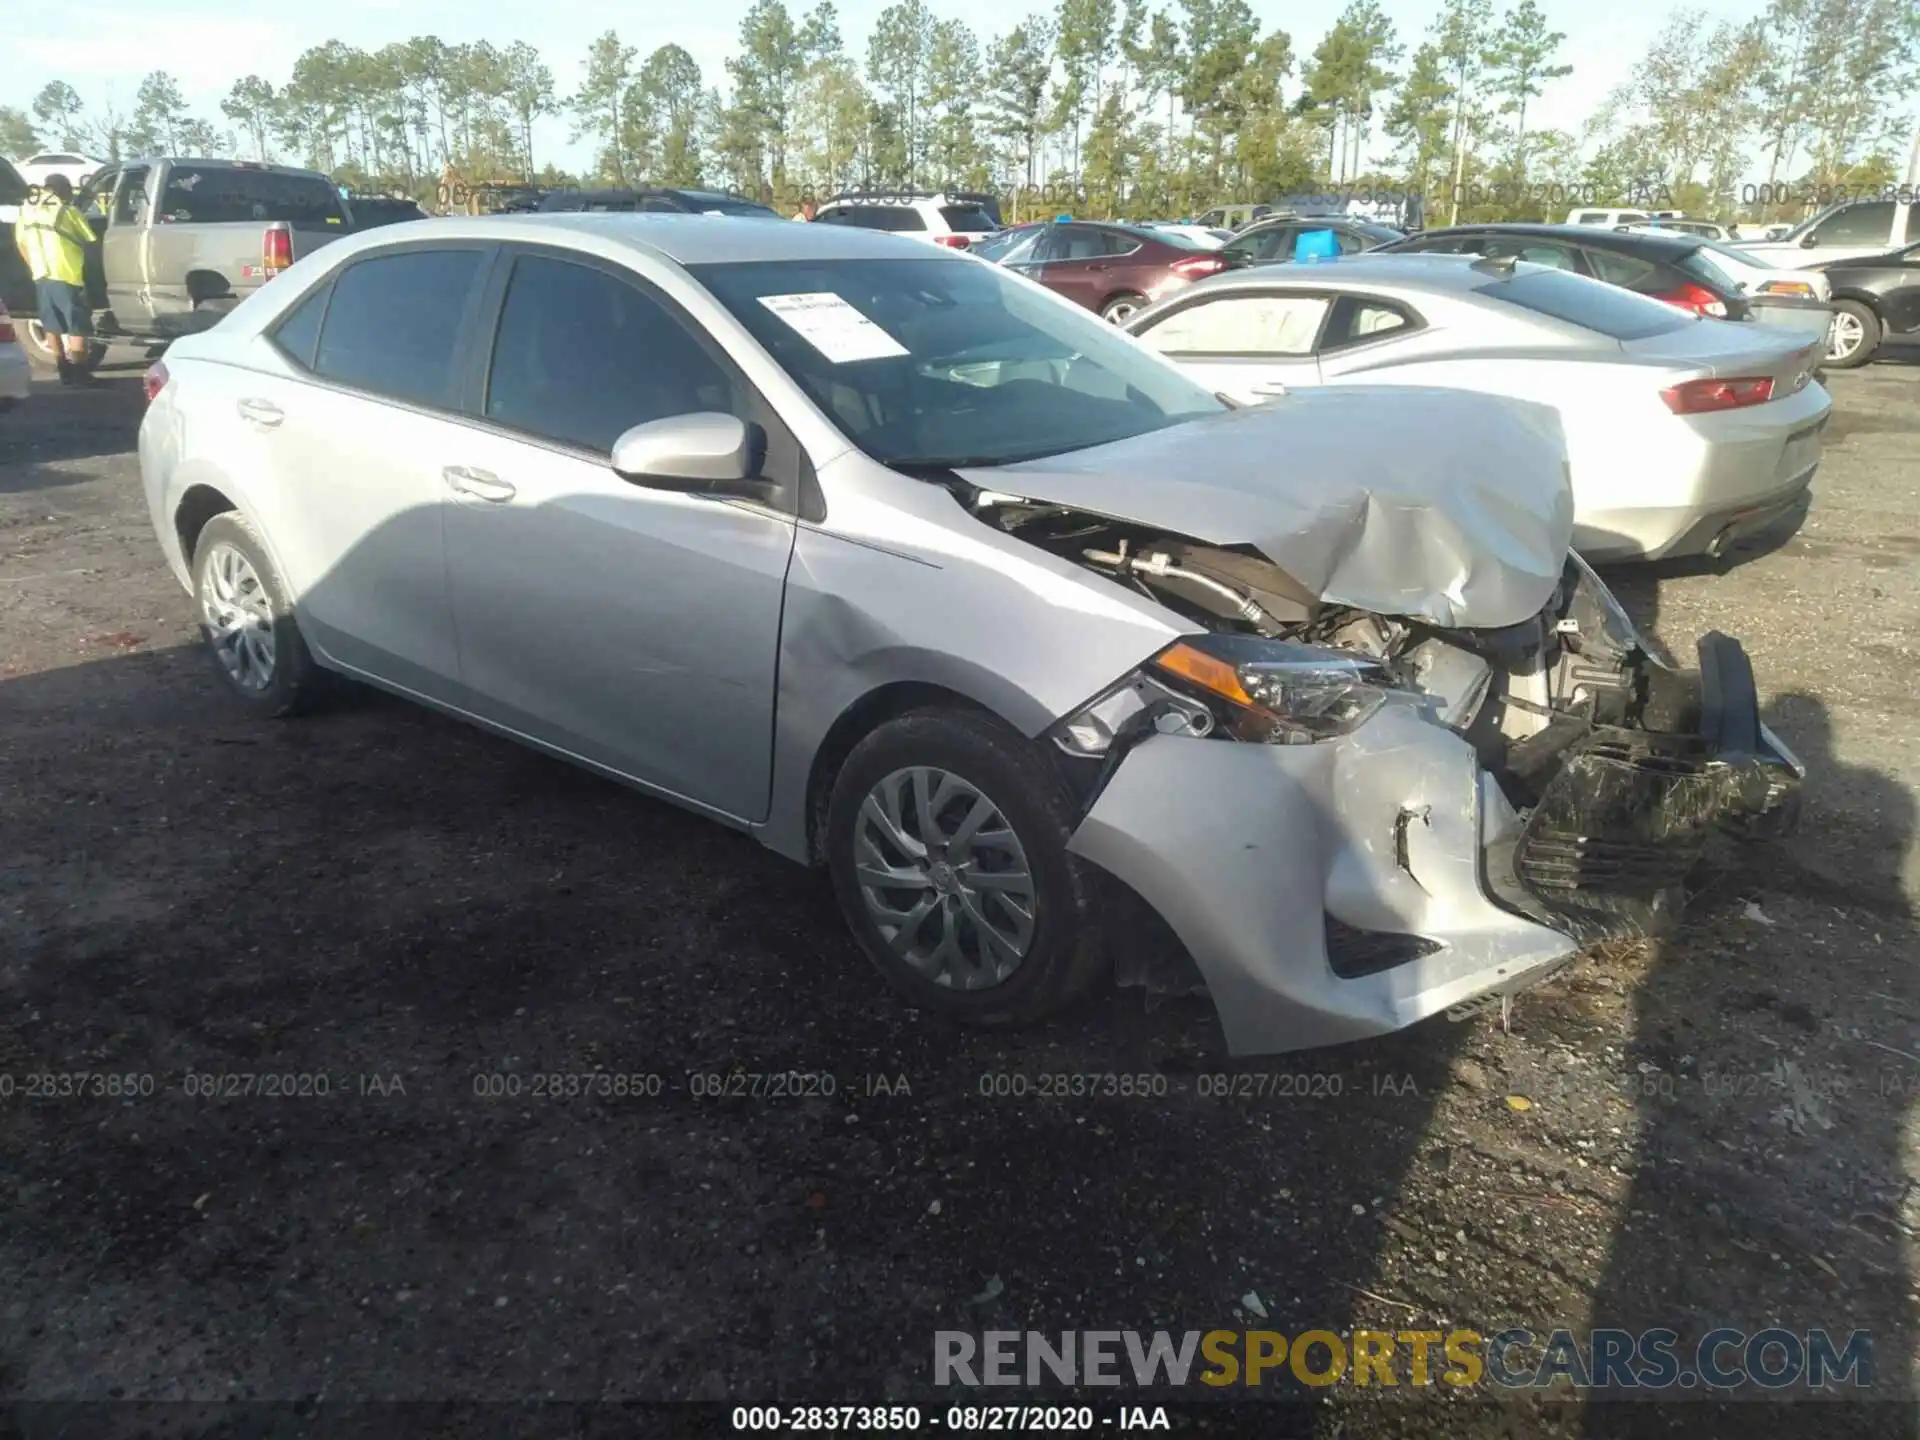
(1, 350, 1916, 1436)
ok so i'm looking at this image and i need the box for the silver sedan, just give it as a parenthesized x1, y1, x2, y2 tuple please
(1125, 255, 1833, 562)
(138, 216, 1800, 1054)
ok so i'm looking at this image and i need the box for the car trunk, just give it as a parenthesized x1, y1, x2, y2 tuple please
(1740, 291, 1835, 351)
(1619, 322, 1822, 392)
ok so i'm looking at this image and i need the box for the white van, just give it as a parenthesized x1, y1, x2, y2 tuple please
(1566, 207, 1651, 227)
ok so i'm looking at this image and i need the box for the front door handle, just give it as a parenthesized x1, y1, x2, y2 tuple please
(236, 397, 283, 428)
(442, 465, 516, 503)
(1249, 379, 1291, 397)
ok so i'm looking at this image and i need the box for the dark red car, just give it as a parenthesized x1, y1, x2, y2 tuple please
(969, 221, 1240, 323)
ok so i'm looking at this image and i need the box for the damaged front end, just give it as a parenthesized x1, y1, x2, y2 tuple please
(977, 492, 1803, 1054)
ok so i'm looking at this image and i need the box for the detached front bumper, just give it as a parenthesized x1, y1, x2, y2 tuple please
(1066, 635, 1801, 1056)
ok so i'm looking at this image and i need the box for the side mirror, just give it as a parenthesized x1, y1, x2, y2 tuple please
(609, 413, 776, 503)
(1800, 232, 1820, 248)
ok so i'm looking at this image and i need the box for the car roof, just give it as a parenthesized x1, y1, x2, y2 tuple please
(1161, 251, 1574, 298)
(361, 211, 975, 266)
(1412, 222, 1699, 256)
(121, 157, 332, 178)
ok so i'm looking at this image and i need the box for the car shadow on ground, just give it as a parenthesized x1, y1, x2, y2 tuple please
(0, 366, 146, 493)
(0, 641, 1471, 1416)
(2, 586, 1911, 1426)
(1575, 567, 1916, 1434)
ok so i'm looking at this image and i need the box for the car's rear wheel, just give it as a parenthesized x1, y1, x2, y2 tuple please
(190, 512, 324, 717)
(1100, 293, 1149, 324)
(21, 319, 107, 372)
(1824, 300, 1880, 369)
(825, 708, 1108, 1027)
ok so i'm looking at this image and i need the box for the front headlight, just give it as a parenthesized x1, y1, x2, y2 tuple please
(1150, 633, 1412, 744)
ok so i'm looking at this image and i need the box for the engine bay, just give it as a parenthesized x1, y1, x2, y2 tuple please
(975, 489, 1695, 806)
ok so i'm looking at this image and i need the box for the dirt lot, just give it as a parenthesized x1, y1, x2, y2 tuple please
(1, 350, 1917, 1434)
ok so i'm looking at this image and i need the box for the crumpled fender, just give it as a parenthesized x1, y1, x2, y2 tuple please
(1065, 707, 1579, 1055)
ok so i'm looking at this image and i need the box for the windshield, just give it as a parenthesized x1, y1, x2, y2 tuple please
(1473, 267, 1693, 340)
(689, 257, 1225, 468)
(1349, 220, 1406, 244)
(968, 226, 1043, 263)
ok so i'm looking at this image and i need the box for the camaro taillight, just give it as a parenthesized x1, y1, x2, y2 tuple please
(1660, 376, 1774, 414)
(935, 234, 971, 248)
(1170, 255, 1227, 279)
(263, 222, 294, 277)
(1653, 282, 1729, 318)
(0, 302, 13, 345)
(144, 361, 170, 404)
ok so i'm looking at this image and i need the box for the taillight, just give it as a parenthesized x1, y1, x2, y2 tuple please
(1760, 280, 1815, 298)
(1652, 282, 1728, 318)
(0, 302, 13, 345)
(1170, 255, 1227, 279)
(263, 223, 294, 277)
(1660, 376, 1774, 414)
(934, 234, 971, 248)
(144, 361, 170, 404)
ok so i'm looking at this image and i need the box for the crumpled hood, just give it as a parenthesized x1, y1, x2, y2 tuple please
(959, 385, 1574, 629)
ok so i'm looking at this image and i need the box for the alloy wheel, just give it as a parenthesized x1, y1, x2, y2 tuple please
(852, 766, 1036, 989)
(1103, 299, 1141, 324)
(1826, 311, 1864, 363)
(199, 541, 277, 692)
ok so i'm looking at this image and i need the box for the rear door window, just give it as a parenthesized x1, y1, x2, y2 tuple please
(1474, 268, 1692, 340)
(159, 165, 349, 226)
(312, 248, 486, 410)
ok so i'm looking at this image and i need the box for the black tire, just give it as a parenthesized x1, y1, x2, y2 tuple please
(189, 511, 325, 717)
(1824, 299, 1881, 369)
(825, 708, 1109, 1027)
(21, 318, 107, 372)
(1100, 293, 1149, 325)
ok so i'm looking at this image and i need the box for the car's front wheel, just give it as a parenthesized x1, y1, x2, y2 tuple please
(825, 708, 1108, 1026)
(190, 512, 324, 716)
(1824, 300, 1880, 369)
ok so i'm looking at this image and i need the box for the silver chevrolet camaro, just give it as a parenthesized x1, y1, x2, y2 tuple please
(138, 215, 1803, 1054)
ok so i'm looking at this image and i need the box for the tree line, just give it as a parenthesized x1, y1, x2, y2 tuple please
(4, 0, 1914, 224)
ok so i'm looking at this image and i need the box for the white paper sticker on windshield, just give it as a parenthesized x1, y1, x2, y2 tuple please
(758, 292, 909, 363)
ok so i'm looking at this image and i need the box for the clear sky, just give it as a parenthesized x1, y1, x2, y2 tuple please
(9, 0, 1771, 174)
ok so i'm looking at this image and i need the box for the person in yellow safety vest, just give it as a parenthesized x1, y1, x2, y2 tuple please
(14, 174, 99, 386)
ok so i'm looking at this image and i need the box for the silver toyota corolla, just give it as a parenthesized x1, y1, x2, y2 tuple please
(137, 215, 1803, 1054)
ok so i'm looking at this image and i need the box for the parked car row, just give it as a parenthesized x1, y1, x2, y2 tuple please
(136, 213, 1809, 1060)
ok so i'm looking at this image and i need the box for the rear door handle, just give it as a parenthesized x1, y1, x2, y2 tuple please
(236, 397, 283, 428)
(442, 465, 516, 503)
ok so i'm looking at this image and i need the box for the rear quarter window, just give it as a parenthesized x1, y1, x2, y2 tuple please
(160, 166, 349, 226)
(1475, 268, 1692, 340)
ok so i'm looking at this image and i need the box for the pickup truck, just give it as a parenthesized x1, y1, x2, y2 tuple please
(2, 157, 355, 370)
